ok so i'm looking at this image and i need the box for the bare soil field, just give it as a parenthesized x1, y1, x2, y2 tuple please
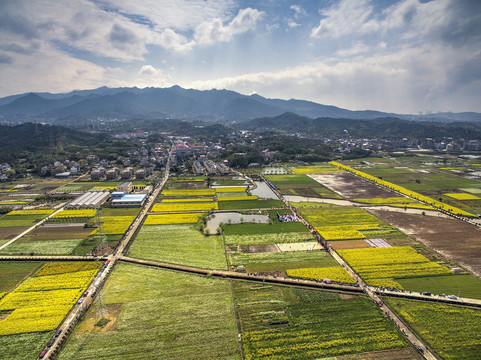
(0, 227, 29, 240)
(329, 239, 372, 250)
(310, 173, 398, 199)
(18, 223, 92, 242)
(337, 347, 423, 360)
(369, 209, 481, 277)
(248, 244, 279, 253)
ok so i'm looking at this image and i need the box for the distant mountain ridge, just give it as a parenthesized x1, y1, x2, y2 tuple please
(239, 112, 481, 139)
(0, 85, 480, 125)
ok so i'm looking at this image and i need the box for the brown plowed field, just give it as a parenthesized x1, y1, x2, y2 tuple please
(0, 226, 29, 240)
(329, 239, 371, 250)
(310, 173, 398, 199)
(19, 223, 92, 242)
(369, 209, 481, 278)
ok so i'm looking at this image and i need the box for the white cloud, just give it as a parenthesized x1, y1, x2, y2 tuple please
(287, 20, 300, 29)
(194, 8, 264, 45)
(138, 65, 158, 76)
(0, 40, 127, 96)
(188, 43, 481, 113)
(136, 65, 170, 87)
(290, 5, 306, 17)
(158, 28, 195, 53)
(311, 0, 379, 38)
(335, 42, 370, 57)
(95, 0, 234, 31)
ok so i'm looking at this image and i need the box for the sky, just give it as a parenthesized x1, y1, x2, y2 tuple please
(0, 0, 480, 114)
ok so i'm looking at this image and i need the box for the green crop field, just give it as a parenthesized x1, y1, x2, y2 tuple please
(99, 207, 141, 217)
(224, 221, 307, 235)
(0, 239, 83, 256)
(0, 332, 54, 360)
(224, 231, 314, 246)
(0, 261, 44, 292)
(58, 264, 240, 360)
(385, 298, 481, 360)
(233, 281, 408, 360)
(218, 199, 286, 210)
(0, 214, 46, 227)
(228, 250, 338, 273)
(397, 274, 481, 299)
(128, 224, 227, 269)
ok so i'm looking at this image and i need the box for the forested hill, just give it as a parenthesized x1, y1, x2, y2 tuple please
(240, 112, 481, 139)
(0, 123, 133, 172)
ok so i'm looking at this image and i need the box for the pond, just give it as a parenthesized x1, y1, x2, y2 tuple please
(205, 212, 270, 233)
(249, 181, 279, 200)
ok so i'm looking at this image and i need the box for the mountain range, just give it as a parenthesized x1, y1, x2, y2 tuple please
(0, 86, 480, 126)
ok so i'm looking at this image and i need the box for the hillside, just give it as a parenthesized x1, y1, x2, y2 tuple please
(1, 86, 480, 126)
(240, 112, 481, 139)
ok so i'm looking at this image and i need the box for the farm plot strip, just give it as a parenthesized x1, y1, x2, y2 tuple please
(119, 256, 364, 295)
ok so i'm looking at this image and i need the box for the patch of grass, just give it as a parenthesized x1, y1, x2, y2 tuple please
(128, 224, 226, 269)
(384, 298, 481, 360)
(0, 331, 54, 360)
(218, 199, 286, 210)
(397, 274, 481, 299)
(0, 239, 83, 255)
(228, 250, 337, 273)
(58, 263, 240, 360)
(0, 261, 44, 292)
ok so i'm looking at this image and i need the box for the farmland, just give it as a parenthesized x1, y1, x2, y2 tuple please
(218, 199, 286, 210)
(396, 274, 481, 299)
(0, 262, 101, 335)
(385, 298, 481, 360)
(128, 224, 227, 269)
(338, 246, 451, 288)
(1, 157, 481, 359)
(369, 209, 481, 277)
(233, 282, 409, 360)
(224, 231, 314, 247)
(286, 266, 354, 282)
(0, 261, 44, 292)
(144, 212, 203, 225)
(58, 263, 240, 360)
(228, 250, 338, 274)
